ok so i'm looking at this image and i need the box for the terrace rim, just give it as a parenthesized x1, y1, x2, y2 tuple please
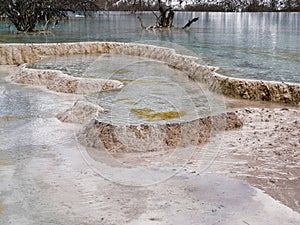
(0, 41, 299, 105)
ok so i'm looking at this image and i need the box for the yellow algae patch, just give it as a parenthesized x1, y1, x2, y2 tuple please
(125, 101, 137, 105)
(149, 111, 187, 121)
(131, 108, 154, 118)
(0, 162, 10, 174)
(84, 75, 97, 78)
(108, 69, 132, 74)
(0, 162, 9, 167)
(0, 115, 23, 121)
(116, 79, 135, 83)
(130, 108, 186, 121)
(113, 98, 138, 105)
(113, 97, 131, 103)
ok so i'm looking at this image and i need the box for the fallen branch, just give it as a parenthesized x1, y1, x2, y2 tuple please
(182, 17, 199, 29)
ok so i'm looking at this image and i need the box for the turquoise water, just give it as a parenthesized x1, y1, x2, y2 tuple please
(30, 54, 225, 125)
(1, 12, 300, 83)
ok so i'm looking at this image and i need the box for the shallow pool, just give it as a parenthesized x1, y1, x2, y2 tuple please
(30, 54, 226, 125)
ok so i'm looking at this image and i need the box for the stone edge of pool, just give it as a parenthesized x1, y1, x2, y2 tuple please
(0, 41, 298, 152)
(11, 64, 124, 94)
(77, 111, 242, 152)
(0, 41, 299, 105)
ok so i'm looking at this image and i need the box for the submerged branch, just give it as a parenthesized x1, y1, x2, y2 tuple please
(137, 15, 199, 31)
(137, 16, 146, 29)
(182, 17, 199, 29)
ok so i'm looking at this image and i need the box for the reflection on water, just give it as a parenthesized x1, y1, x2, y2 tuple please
(1, 12, 300, 83)
(30, 54, 225, 125)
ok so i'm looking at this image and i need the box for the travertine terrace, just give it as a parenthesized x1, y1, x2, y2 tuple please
(1, 42, 299, 105)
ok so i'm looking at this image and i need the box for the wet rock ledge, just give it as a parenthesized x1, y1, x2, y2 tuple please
(76, 112, 242, 152)
(1, 42, 299, 105)
(113, 44, 300, 105)
(11, 65, 123, 94)
(55, 100, 241, 152)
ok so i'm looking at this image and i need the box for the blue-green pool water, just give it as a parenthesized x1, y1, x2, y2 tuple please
(1, 12, 299, 83)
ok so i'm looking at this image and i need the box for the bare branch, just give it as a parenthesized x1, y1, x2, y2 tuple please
(182, 17, 199, 29)
(137, 16, 146, 29)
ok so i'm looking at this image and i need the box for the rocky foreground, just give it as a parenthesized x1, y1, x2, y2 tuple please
(0, 42, 299, 223)
(96, 106, 300, 214)
(207, 107, 300, 213)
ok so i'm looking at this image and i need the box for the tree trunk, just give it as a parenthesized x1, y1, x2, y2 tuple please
(156, 0, 174, 28)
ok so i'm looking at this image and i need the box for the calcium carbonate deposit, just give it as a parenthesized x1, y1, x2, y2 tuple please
(0, 42, 299, 224)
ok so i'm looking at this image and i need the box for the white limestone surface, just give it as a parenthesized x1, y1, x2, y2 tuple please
(10, 65, 123, 94)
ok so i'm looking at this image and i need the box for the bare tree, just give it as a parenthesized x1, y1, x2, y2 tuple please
(137, 0, 198, 30)
(0, 0, 99, 32)
(132, 0, 143, 12)
(156, 0, 174, 27)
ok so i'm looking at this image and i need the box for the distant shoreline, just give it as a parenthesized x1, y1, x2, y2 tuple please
(101, 9, 300, 13)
